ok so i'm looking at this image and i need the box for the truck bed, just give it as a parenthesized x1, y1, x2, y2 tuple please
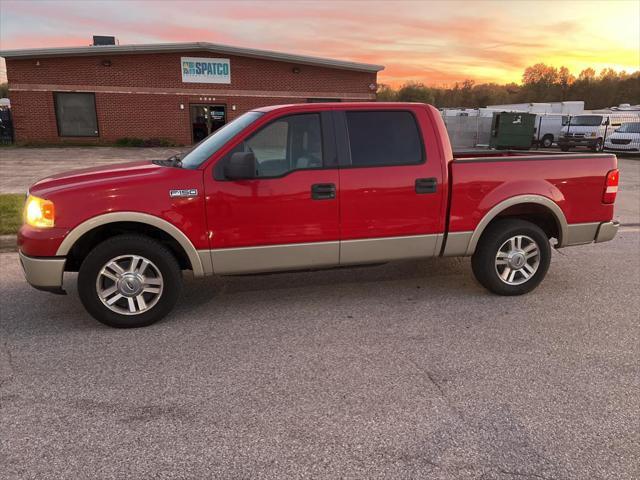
(453, 149, 614, 162)
(447, 150, 617, 240)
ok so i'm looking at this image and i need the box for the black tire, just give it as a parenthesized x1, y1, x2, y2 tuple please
(560, 145, 570, 152)
(78, 235, 183, 328)
(590, 139, 603, 152)
(541, 135, 553, 148)
(471, 219, 551, 296)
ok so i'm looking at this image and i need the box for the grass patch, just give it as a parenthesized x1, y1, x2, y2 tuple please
(0, 194, 24, 235)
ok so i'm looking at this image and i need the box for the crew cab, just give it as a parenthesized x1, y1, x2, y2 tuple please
(18, 103, 620, 328)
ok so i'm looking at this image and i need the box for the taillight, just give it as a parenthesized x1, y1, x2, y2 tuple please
(603, 169, 619, 204)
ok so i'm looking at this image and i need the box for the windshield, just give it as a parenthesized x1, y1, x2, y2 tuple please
(570, 115, 603, 127)
(181, 111, 264, 169)
(616, 122, 640, 133)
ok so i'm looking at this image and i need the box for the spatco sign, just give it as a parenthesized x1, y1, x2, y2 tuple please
(181, 57, 231, 84)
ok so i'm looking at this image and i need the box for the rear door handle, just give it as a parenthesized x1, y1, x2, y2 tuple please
(311, 183, 336, 200)
(415, 178, 437, 194)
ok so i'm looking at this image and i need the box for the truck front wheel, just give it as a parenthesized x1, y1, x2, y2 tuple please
(471, 219, 551, 296)
(78, 235, 183, 328)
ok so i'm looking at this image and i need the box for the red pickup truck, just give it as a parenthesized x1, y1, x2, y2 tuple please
(18, 103, 620, 328)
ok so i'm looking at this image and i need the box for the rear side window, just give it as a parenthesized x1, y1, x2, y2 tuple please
(345, 111, 423, 167)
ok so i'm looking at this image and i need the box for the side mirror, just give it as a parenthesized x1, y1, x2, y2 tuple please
(224, 152, 256, 180)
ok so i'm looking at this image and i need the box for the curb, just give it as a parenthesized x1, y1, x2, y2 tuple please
(0, 235, 17, 253)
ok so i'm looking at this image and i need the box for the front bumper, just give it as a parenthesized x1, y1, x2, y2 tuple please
(19, 251, 66, 294)
(604, 144, 639, 152)
(564, 220, 619, 247)
(595, 221, 619, 243)
(558, 137, 599, 148)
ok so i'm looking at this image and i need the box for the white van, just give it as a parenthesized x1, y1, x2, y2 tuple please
(558, 114, 636, 151)
(533, 114, 569, 147)
(604, 122, 640, 152)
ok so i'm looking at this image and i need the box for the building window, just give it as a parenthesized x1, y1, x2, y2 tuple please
(54, 92, 99, 137)
(345, 111, 423, 167)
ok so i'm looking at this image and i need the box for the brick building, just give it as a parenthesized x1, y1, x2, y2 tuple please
(0, 41, 383, 145)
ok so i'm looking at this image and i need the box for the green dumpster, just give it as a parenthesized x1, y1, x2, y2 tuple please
(489, 112, 536, 150)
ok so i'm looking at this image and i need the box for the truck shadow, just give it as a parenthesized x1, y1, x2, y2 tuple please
(2, 255, 483, 335)
(179, 256, 481, 310)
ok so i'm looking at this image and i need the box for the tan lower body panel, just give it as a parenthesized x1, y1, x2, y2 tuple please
(197, 250, 214, 276)
(444, 223, 604, 255)
(564, 222, 600, 246)
(595, 221, 619, 243)
(19, 251, 66, 289)
(211, 235, 440, 274)
(339, 234, 440, 265)
(441, 231, 473, 256)
(445, 223, 602, 255)
(211, 241, 339, 274)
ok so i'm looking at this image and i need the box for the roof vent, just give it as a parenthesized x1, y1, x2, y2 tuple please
(92, 36, 116, 46)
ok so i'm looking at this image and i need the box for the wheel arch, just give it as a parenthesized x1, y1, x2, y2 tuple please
(56, 212, 208, 277)
(466, 195, 568, 255)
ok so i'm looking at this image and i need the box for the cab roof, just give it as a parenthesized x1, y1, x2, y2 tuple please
(0, 41, 384, 73)
(252, 102, 431, 113)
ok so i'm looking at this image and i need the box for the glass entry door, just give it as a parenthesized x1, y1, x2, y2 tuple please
(190, 104, 226, 143)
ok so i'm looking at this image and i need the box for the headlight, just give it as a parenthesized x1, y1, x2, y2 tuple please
(24, 195, 55, 228)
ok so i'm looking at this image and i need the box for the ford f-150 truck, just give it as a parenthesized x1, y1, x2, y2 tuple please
(18, 103, 620, 328)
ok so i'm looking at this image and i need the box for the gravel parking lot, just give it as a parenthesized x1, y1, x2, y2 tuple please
(1, 153, 638, 479)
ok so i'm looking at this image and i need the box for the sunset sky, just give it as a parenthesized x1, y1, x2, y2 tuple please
(1, 0, 638, 86)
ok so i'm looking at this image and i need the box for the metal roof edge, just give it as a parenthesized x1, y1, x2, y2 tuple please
(0, 41, 385, 72)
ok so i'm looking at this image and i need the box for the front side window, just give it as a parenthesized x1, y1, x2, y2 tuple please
(226, 113, 323, 178)
(54, 92, 98, 137)
(346, 111, 423, 167)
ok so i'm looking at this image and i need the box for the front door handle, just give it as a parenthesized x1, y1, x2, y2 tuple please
(415, 178, 437, 194)
(311, 183, 336, 200)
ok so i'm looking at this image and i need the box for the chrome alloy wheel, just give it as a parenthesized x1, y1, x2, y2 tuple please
(495, 235, 540, 285)
(96, 255, 163, 315)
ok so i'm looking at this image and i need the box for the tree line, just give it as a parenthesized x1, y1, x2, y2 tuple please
(377, 64, 640, 109)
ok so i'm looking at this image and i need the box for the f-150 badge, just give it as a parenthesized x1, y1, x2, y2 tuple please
(169, 189, 198, 198)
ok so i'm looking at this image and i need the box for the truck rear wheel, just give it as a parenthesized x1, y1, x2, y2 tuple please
(78, 235, 182, 328)
(471, 219, 551, 296)
(541, 134, 553, 148)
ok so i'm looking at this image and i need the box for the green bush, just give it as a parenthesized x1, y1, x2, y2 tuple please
(115, 137, 178, 147)
(115, 137, 145, 147)
(143, 138, 177, 147)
